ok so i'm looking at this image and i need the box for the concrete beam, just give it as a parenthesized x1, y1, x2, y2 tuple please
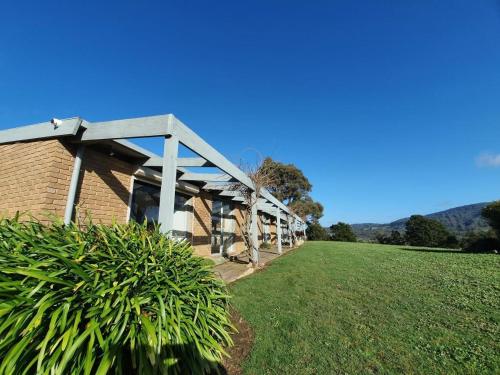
(218, 190, 243, 197)
(158, 135, 179, 234)
(172, 117, 255, 190)
(0, 118, 82, 144)
(81, 114, 174, 141)
(177, 157, 214, 167)
(202, 182, 233, 190)
(276, 206, 282, 254)
(144, 156, 214, 168)
(179, 173, 235, 182)
(250, 192, 259, 266)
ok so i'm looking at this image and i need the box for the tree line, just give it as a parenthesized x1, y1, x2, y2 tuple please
(306, 201, 500, 253)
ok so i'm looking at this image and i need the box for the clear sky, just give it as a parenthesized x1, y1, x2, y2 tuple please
(1, 1, 499, 225)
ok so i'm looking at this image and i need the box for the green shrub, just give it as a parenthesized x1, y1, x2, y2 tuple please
(330, 222, 357, 242)
(461, 231, 500, 253)
(306, 222, 329, 241)
(405, 215, 450, 248)
(376, 230, 405, 245)
(0, 217, 233, 374)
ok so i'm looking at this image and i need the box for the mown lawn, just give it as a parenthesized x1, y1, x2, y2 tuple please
(230, 241, 500, 374)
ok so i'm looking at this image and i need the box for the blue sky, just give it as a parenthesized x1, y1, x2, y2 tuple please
(1, 1, 499, 225)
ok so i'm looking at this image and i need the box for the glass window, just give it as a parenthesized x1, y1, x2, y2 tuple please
(129, 180, 192, 232)
(129, 180, 161, 224)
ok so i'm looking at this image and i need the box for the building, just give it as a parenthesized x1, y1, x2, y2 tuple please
(0, 114, 306, 260)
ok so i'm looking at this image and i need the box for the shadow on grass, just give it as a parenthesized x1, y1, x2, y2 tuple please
(399, 247, 464, 254)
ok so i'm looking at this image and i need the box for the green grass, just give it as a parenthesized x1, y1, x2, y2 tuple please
(230, 241, 500, 374)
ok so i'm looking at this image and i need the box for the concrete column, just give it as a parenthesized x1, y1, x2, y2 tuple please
(288, 216, 293, 248)
(158, 135, 179, 234)
(276, 206, 282, 254)
(251, 192, 259, 266)
(64, 145, 85, 225)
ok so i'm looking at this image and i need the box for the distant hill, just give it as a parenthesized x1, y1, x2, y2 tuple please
(352, 202, 492, 241)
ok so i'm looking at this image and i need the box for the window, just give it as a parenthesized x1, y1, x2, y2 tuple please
(129, 180, 161, 224)
(129, 180, 192, 240)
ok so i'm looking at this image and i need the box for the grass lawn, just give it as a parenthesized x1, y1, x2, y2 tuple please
(230, 241, 500, 374)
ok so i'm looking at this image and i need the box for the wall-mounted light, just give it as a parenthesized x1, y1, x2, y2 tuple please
(51, 118, 62, 129)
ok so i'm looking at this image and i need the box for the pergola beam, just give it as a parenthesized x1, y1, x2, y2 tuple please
(81, 114, 173, 141)
(177, 157, 214, 167)
(171, 117, 255, 190)
(179, 173, 235, 182)
(203, 182, 233, 190)
(218, 190, 242, 197)
(144, 156, 214, 168)
(80, 114, 295, 218)
(276, 206, 282, 254)
(158, 135, 179, 233)
(0, 118, 82, 144)
(0, 113, 308, 231)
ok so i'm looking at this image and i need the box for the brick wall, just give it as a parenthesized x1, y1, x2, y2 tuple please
(233, 203, 246, 253)
(0, 139, 136, 225)
(75, 146, 135, 224)
(191, 190, 213, 257)
(0, 140, 74, 221)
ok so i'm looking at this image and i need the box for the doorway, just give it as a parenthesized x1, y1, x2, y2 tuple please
(211, 199, 235, 255)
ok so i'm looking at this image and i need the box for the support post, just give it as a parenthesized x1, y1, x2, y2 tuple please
(64, 145, 85, 225)
(251, 192, 259, 266)
(288, 216, 293, 248)
(276, 206, 282, 254)
(158, 135, 179, 234)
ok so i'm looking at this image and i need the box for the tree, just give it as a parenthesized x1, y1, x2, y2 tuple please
(260, 157, 312, 205)
(404, 215, 450, 248)
(260, 157, 323, 223)
(461, 230, 500, 253)
(306, 222, 329, 240)
(330, 222, 357, 242)
(482, 201, 500, 237)
(230, 160, 276, 267)
(289, 196, 324, 223)
(376, 230, 405, 245)
(390, 230, 406, 245)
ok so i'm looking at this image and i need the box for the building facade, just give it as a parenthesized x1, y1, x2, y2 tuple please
(0, 115, 304, 259)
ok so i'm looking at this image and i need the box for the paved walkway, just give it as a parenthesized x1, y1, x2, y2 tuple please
(212, 245, 298, 283)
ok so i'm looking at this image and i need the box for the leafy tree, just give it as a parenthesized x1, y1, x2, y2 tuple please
(461, 230, 500, 253)
(306, 222, 329, 240)
(443, 234, 460, 249)
(376, 230, 405, 245)
(404, 215, 450, 248)
(260, 157, 323, 223)
(389, 230, 406, 245)
(375, 232, 390, 244)
(289, 196, 324, 223)
(330, 222, 357, 242)
(261, 157, 312, 204)
(481, 201, 500, 237)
